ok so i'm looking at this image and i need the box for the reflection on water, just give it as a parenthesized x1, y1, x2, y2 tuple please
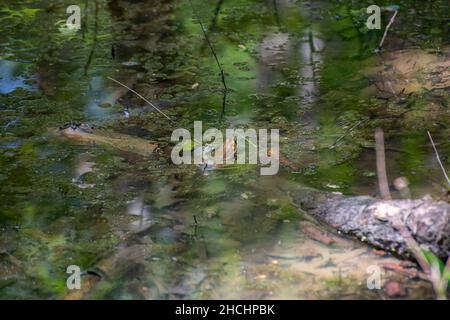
(297, 28, 324, 104)
(0, 60, 35, 94)
(0, 0, 448, 299)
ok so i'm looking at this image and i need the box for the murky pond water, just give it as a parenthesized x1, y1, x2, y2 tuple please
(0, 0, 448, 299)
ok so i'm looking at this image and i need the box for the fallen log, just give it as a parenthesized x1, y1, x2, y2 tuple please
(291, 188, 450, 260)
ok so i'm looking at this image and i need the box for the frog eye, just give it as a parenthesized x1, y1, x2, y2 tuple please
(59, 122, 71, 130)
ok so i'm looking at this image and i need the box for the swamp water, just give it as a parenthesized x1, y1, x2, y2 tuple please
(0, 0, 449, 299)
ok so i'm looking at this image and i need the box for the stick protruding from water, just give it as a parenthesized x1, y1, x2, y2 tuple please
(427, 131, 450, 187)
(375, 127, 392, 200)
(107, 76, 173, 123)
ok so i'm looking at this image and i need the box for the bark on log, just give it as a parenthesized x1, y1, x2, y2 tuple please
(291, 188, 450, 260)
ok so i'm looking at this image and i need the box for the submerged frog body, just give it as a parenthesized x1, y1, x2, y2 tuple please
(58, 123, 236, 173)
(58, 122, 158, 157)
(193, 138, 236, 173)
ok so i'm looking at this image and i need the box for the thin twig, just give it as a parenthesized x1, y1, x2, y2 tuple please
(84, 0, 99, 76)
(210, 0, 225, 32)
(390, 214, 447, 299)
(392, 216, 430, 275)
(329, 120, 366, 149)
(397, 218, 447, 300)
(427, 131, 450, 187)
(221, 91, 227, 118)
(378, 10, 397, 50)
(189, 0, 228, 93)
(272, 0, 281, 27)
(375, 128, 392, 200)
(107, 77, 173, 123)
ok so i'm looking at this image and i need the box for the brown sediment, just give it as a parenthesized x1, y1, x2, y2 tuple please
(366, 46, 450, 96)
